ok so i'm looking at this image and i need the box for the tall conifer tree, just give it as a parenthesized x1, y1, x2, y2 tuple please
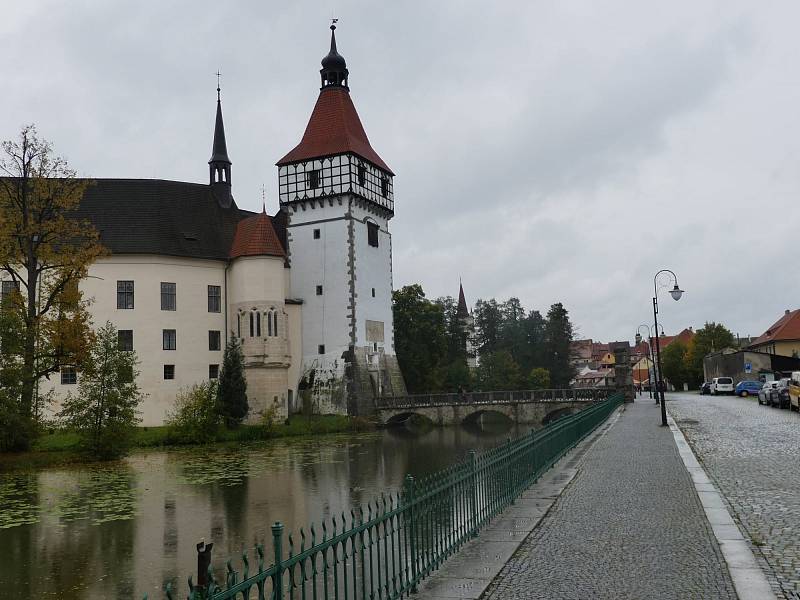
(217, 335, 248, 427)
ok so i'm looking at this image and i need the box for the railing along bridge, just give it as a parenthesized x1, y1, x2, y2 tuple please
(374, 387, 613, 426)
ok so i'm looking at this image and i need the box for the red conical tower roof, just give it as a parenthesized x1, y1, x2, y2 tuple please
(229, 210, 286, 259)
(277, 87, 393, 174)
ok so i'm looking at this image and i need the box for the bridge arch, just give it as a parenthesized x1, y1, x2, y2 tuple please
(385, 411, 434, 427)
(461, 408, 514, 426)
(542, 406, 575, 426)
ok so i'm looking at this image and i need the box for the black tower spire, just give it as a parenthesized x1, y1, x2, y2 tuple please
(209, 78, 233, 207)
(320, 22, 349, 89)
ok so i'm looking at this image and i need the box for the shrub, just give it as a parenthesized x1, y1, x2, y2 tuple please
(260, 403, 280, 437)
(167, 381, 220, 444)
(58, 322, 143, 460)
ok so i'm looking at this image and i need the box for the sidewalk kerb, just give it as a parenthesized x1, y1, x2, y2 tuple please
(666, 410, 775, 600)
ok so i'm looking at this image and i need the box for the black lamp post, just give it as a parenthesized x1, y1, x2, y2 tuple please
(653, 269, 684, 427)
(635, 325, 653, 399)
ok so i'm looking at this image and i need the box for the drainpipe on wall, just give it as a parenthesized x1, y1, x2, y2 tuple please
(224, 260, 230, 339)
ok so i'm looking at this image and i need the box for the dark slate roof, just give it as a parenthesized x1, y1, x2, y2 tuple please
(72, 179, 259, 261)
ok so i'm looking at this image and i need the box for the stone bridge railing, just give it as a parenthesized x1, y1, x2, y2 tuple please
(374, 387, 611, 410)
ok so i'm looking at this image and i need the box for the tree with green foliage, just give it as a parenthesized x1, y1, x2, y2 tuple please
(57, 322, 142, 460)
(474, 298, 503, 356)
(217, 335, 248, 427)
(528, 367, 551, 389)
(476, 350, 523, 391)
(544, 303, 575, 387)
(0, 125, 104, 450)
(684, 322, 736, 385)
(393, 285, 448, 393)
(168, 381, 220, 443)
(661, 341, 690, 390)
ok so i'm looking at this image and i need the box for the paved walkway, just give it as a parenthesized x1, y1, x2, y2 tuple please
(480, 398, 737, 599)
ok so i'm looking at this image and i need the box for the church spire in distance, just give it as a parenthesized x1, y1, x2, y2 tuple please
(209, 73, 233, 207)
(320, 20, 349, 89)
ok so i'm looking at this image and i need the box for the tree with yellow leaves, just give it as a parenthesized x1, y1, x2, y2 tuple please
(0, 125, 104, 450)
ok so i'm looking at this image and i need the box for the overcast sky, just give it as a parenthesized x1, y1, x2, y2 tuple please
(3, 1, 798, 343)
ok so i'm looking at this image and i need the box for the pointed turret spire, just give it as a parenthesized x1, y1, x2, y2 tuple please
(457, 281, 470, 320)
(320, 21, 349, 89)
(208, 80, 233, 207)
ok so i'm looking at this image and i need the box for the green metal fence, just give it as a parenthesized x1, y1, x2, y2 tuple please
(149, 391, 624, 600)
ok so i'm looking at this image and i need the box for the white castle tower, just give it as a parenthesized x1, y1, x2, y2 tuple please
(276, 24, 406, 415)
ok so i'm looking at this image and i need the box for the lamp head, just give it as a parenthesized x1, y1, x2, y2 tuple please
(635, 332, 642, 345)
(669, 284, 684, 301)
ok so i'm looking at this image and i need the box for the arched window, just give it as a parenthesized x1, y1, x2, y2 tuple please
(256, 311, 261, 337)
(273, 311, 279, 336)
(237, 313, 242, 338)
(249, 312, 254, 337)
(267, 311, 273, 337)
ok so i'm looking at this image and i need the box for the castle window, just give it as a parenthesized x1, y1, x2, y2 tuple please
(256, 312, 261, 337)
(357, 163, 366, 186)
(318, 344, 325, 354)
(307, 169, 320, 189)
(209, 364, 219, 379)
(208, 285, 221, 313)
(372, 288, 376, 298)
(164, 365, 175, 380)
(209, 330, 221, 351)
(237, 314, 242, 338)
(313, 228, 321, 239)
(316, 285, 323, 296)
(161, 282, 176, 311)
(380, 176, 388, 198)
(1, 280, 19, 306)
(117, 280, 134, 309)
(249, 312, 254, 337)
(118, 330, 133, 352)
(367, 222, 379, 247)
(61, 366, 77, 385)
(163, 329, 176, 351)
(273, 312, 279, 336)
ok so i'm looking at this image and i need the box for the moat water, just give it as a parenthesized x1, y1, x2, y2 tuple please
(0, 418, 523, 599)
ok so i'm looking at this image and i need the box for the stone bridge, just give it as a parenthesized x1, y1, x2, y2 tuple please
(373, 388, 612, 427)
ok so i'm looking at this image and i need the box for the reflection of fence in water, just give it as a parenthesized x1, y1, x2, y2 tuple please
(152, 392, 624, 600)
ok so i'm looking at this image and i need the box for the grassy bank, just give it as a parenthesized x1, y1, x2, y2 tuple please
(0, 414, 376, 471)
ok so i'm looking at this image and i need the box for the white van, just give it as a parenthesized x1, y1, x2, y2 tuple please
(711, 377, 734, 395)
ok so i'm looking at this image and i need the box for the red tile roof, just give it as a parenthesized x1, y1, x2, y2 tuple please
(229, 211, 285, 259)
(276, 87, 393, 174)
(653, 328, 694, 349)
(751, 309, 800, 346)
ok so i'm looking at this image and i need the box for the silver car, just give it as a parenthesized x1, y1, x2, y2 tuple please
(758, 381, 778, 406)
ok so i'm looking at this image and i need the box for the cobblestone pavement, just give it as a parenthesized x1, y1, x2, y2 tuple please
(670, 392, 800, 599)
(481, 399, 736, 600)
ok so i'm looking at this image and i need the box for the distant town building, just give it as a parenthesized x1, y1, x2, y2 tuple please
(748, 309, 800, 358)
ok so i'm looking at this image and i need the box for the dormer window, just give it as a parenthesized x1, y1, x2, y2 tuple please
(307, 170, 320, 189)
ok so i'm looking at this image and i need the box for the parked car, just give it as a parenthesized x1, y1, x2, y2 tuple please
(770, 378, 791, 409)
(789, 372, 800, 412)
(735, 380, 762, 397)
(758, 381, 778, 405)
(711, 377, 734, 395)
(700, 382, 712, 395)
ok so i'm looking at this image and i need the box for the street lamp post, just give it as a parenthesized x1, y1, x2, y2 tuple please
(653, 269, 684, 427)
(635, 325, 653, 399)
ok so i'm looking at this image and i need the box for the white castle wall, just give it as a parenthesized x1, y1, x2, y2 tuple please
(41, 255, 228, 426)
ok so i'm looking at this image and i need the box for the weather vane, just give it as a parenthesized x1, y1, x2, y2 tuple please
(215, 70, 221, 100)
(331, 17, 338, 29)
